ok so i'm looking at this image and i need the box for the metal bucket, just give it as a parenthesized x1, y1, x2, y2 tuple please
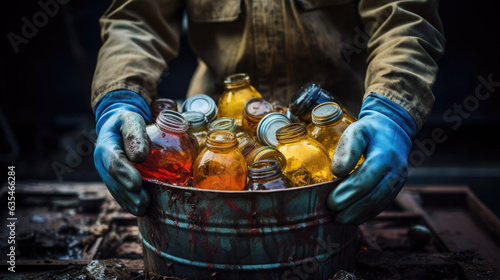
(137, 179, 357, 280)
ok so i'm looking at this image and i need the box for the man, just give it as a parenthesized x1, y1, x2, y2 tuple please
(92, 0, 445, 224)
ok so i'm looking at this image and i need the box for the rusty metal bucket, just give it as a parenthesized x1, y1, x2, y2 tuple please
(137, 179, 357, 280)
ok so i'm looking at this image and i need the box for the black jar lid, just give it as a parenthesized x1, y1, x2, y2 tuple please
(289, 82, 322, 116)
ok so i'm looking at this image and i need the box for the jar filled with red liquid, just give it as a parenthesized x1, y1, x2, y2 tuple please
(133, 110, 196, 185)
(193, 131, 247, 190)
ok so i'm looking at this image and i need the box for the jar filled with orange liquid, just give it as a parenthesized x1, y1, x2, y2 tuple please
(217, 73, 262, 126)
(307, 102, 364, 173)
(245, 160, 293, 191)
(242, 97, 273, 136)
(276, 123, 333, 187)
(193, 131, 247, 190)
(133, 110, 196, 185)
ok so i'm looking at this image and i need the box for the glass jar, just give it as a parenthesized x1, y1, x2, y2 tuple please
(289, 82, 345, 125)
(182, 94, 218, 122)
(246, 146, 287, 171)
(245, 160, 293, 191)
(236, 131, 258, 159)
(208, 117, 238, 134)
(182, 111, 208, 155)
(307, 102, 364, 172)
(151, 98, 178, 123)
(242, 97, 273, 136)
(193, 131, 247, 190)
(133, 110, 196, 185)
(276, 123, 333, 187)
(217, 73, 262, 126)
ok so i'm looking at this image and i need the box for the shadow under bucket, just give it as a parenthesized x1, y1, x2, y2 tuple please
(138, 179, 357, 280)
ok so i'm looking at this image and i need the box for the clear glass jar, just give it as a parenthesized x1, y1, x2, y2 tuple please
(242, 97, 273, 136)
(193, 131, 247, 190)
(276, 123, 333, 187)
(245, 160, 293, 191)
(208, 117, 238, 134)
(151, 98, 178, 123)
(289, 82, 345, 125)
(133, 110, 196, 185)
(307, 102, 364, 173)
(182, 111, 208, 155)
(217, 73, 262, 126)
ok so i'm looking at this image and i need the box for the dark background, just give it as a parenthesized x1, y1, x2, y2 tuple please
(1, 1, 499, 217)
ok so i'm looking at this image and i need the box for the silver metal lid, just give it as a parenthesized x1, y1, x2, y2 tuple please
(182, 94, 218, 122)
(256, 113, 291, 147)
(311, 102, 342, 125)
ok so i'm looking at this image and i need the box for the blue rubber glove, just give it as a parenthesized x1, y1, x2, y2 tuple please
(328, 93, 418, 224)
(94, 90, 152, 216)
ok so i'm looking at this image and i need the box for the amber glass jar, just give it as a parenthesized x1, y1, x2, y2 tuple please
(208, 117, 238, 134)
(307, 102, 364, 172)
(242, 97, 273, 136)
(276, 123, 333, 187)
(193, 131, 247, 190)
(182, 111, 208, 154)
(246, 146, 287, 171)
(289, 82, 345, 125)
(236, 131, 258, 159)
(151, 98, 178, 123)
(217, 73, 262, 126)
(245, 160, 293, 191)
(133, 110, 196, 185)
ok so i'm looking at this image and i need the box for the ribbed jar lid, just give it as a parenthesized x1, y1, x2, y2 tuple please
(311, 102, 343, 125)
(256, 113, 292, 147)
(182, 94, 218, 122)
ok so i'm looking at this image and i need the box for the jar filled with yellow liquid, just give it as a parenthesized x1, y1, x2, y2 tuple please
(307, 102, 364, 173)
(276, 123, 333, 187)
(217, 73, 262, 126)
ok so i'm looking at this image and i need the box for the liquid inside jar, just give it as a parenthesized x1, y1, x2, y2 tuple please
(276, 123, 333, 187)
(217, 73, 262, 126)
(133, 110, 196, 185)
(193, 131, 247, 190)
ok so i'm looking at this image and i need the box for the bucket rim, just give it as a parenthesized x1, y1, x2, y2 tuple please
(144, 178, 343, 194)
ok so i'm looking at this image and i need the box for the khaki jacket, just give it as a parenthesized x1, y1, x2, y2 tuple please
(92, 0, 445, 129)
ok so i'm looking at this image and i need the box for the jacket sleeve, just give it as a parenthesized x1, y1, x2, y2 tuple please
(358, 0, 445, 129)
(91, 0, 184, 109)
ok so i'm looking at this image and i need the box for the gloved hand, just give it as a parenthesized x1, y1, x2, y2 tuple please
(94, 90, 152, 216)
(328, 93, 418, 224)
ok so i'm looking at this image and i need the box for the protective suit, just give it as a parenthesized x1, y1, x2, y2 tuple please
(92, 0, 445, 223)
